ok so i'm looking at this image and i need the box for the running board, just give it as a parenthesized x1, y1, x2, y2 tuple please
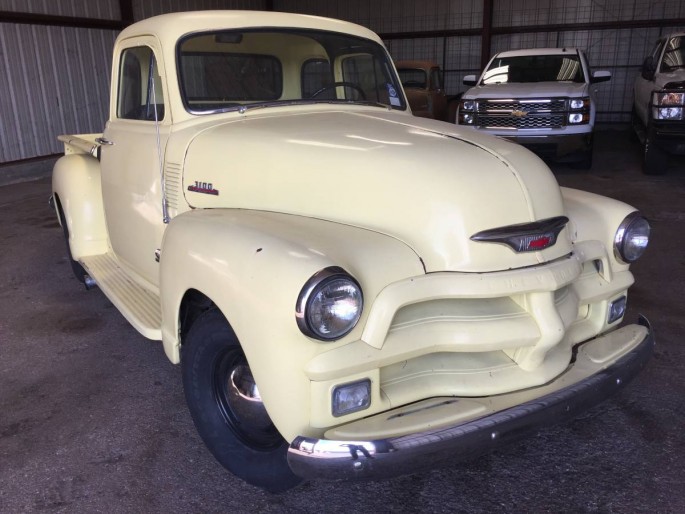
(80, 253, 162, 340)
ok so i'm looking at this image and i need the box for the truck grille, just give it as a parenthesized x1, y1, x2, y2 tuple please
(478, 114, 565, 129)
(475, 98, 568, 129)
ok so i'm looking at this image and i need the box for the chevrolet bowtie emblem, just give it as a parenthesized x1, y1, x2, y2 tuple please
(511, 109, 528, 117)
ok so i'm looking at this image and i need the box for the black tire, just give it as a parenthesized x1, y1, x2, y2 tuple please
(55, 197, 87, 283)
(630, 106, 644, 143)
(181, 309, 302, 493)
(644, 126, 667, 175)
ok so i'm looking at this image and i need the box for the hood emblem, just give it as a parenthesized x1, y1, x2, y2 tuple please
(187, 181, 219, 196)
(471, 216, 569, 253)
(511, 109, 528, 118)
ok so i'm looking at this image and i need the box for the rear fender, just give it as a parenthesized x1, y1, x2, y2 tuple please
(52, 154, 109, 259)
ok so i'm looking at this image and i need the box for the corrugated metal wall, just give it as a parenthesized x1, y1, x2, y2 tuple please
(0, 0, 120, 19)
(0, 23, 117, 162)
(2, 0, 684, 164)
(0, 0, 120, 163)
(276, 0, 685, 124)
(133, 0, 264, 21)
(0, 0, 265, 164)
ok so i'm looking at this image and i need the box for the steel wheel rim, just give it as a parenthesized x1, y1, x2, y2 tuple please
(212, 347, 282, 451)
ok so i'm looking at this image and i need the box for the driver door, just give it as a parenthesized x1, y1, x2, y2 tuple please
(99, 39, 170, 289)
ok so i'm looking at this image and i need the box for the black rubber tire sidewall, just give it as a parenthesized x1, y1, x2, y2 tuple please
(181, 309, 301, 493)
(644, 125, 668, 175)
(55, 198, 87, 283)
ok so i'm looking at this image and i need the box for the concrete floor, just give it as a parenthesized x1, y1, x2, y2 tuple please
(1, 130, 683, 513)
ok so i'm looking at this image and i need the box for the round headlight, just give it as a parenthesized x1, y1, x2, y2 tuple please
(614, 212, 650, 263)
(296, 267, 363, 341)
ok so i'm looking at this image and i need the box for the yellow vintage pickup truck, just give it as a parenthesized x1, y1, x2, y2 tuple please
(52, 11, 653, 492)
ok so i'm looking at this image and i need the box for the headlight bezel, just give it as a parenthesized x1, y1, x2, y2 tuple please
(569, 97, 590, 110)
(460, 99, 476, 111)
(296, 266, 363, 341)
(614, 212, 650, 264)
(652, 90, 685, 121)
(457, 99, 476, 125)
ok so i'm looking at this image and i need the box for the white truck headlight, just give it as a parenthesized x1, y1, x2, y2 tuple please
(656, 107, 683, 120)
(569, 98, 590, 110)
(332, 379, 371, 417)
(656, 92, 685, 105)
(296, 267, 363, 341)
(614, 213, 650, 263)
(458, 99, 476, 125)
(653, 91, 685, 120)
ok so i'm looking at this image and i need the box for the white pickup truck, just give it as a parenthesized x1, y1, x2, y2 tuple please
(633, 33, 685, 174)
(51, 12, 652, 492)
(457, 48, 611, 169)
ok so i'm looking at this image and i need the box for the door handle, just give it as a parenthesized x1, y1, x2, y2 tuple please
(95, 137, 114, 145)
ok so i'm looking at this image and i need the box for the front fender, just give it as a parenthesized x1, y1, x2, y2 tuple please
(562, 187, 639, 274)
(52, 154, 109, 259)
(159, 209, 424, 441)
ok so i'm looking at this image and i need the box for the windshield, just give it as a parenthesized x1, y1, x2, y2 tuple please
(177, 28, 406, 113)
(661, 36, 685, 71)
(481, 54, 585, 84)
(397, 69, 427, 89)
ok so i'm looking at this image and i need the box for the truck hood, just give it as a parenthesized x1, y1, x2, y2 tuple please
(656, 69, 685, 89)
(181, 109, 570, 272)
(463, 81, 588, 99)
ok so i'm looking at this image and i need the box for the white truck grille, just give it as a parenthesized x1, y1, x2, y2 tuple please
(476, 98, 568, 129)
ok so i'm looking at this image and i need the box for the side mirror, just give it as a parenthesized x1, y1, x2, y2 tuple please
(590, 70, 612, 83)
(463, 74, 477, 86)
(641, 56, 656, 81)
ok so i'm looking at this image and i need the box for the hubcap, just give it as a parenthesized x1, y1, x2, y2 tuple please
(213, 348, 282, 450)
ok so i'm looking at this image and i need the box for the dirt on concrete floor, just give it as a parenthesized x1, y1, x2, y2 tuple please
(0, 130, 683, 513)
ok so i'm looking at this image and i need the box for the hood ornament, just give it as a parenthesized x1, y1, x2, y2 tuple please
(471, 216, 569, 253)
(511, 109, 528, 117)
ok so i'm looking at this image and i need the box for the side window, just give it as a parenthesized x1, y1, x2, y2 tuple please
(661, 36, 684, 72)
(651, 40, 665, 69)
(301, 58, 332, 98)
(117, 46, 165, 121)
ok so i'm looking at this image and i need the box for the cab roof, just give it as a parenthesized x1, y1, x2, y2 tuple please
(494, 48, 581, 58)
(118, 10, 381, 45)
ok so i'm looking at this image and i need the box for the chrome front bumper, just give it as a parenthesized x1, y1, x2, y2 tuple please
(287, 317, 654, 481)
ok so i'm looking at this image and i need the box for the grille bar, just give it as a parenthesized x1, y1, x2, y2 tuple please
(475, 97, 569, 129)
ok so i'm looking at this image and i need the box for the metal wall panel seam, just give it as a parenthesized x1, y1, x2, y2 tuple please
(31, 25, 54, 153)
(46, 26, 68, 140)
(18, 24, 40, 156)
(0, 24, 25, 159)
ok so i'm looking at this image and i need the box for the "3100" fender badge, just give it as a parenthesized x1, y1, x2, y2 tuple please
(187, 181, 219, 195)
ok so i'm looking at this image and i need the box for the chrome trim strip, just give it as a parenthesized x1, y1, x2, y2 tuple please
(470, 215, 569, 252)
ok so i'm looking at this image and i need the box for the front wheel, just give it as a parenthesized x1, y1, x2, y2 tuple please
(644, 126, 668, 175)
(181, 309, 301, 492)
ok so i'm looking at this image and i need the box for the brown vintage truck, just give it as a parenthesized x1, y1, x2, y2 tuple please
(396, 60, 456, 121)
